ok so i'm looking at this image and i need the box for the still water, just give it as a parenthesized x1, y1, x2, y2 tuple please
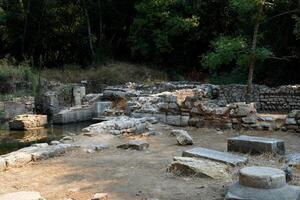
(0, 122, 92, 155)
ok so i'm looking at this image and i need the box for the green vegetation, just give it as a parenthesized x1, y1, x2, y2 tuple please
(0, 0, 299, 87)
(0, 59, 38, 97)
(41, 62, 168, 85)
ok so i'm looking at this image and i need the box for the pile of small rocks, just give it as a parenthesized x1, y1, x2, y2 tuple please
(283, 110, 300, 132)
(82, 116, 154, 135)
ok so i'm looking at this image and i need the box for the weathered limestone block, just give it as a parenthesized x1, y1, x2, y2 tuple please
(73, 85, 86, 106)
(182, 147, 248, 166)
(239, 167, 286, 189)
(91, 193, 108, 200)
(283, 153, 300, 169)
(0, 157, 6, 171)
(9, 114, 47, 130)
(227, 135, 285, 155)
(286, 118, 297, 125)
(230, 103, 256, 117)
(166, 115, 181, 126)
(94, 101, 112, 117)
(168, 157, 231, 180)
(175, 131, 193, 145)
(0, 191, 45, 200)
(1, 143, 75, 168)
(225, 166, 300, 200)
(3, 152, 33, 167)
(117, 140, 149, 151)
(83, 116, 149, 135)
(241, 114, 257, 124)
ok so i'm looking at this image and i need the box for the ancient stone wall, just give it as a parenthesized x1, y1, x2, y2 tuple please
(0, 97, 35, 121)
(218, 84, 300, 113)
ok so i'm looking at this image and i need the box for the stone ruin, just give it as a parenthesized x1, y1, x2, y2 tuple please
(225, 166, 300, 200)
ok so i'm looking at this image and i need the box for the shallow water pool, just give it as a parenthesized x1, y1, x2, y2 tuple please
(0, 122, 92, 155)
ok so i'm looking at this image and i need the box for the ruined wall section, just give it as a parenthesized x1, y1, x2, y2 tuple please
(218, 84, 300, 113)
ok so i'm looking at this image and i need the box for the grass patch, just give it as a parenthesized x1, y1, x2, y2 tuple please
(0, 59, 38, 96)
(41, 62, 169, 86)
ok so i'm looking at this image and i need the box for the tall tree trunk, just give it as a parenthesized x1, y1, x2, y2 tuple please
(82, 0, 95, 56)
(22, 0, 31, 58)
(98, 0, 104, 46)
(246, 4, 263, 101)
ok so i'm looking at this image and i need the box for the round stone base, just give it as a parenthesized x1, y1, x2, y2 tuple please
(226, 182, 300, 200)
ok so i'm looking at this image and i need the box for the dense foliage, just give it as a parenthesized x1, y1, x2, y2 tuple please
(0, 0, 299, 85)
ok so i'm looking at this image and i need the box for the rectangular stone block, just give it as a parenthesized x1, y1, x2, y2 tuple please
(227, 135, 285, 155)
(182, 147, 248, 166)
(94, 101, 112, 117)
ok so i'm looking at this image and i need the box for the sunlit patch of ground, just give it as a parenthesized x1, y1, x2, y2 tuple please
(0, 124, 299, 200)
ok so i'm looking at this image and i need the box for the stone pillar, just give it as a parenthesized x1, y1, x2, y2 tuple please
(73, 86, 86, 106)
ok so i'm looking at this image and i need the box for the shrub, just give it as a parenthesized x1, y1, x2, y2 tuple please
(0, 59, 38, 96)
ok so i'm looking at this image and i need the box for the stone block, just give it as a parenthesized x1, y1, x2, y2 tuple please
(227, 135, 285, 155)
(117, 140, 149, 151)
(91, 193, 108, 200)
(182, 147, 248, 166)
(286, 118, 297, 125)
(9, 114, 47, 130)
(176, 131, 193, 146)
(283, 153, 300, 169)
(94, 101, 112, 117)
(0, 158, 6, 171)
(0, 191, 45, 200)
(166, 115, 181, 126)
(168, 157, 231, 180)
(239, 167, 286, 189)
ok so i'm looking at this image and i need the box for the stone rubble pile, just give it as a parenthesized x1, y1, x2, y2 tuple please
(283, 153, 300, 169)
(0, 142, 75, 171)
(170, 130, 193, 145)
(117, 140, 149, 151)
(168, 156, 231, 180)
(82, 116, 153, 135)
(283, 110, 300, 132)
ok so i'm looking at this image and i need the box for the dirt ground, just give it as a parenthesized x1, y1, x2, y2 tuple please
(0, 124, 299, 200)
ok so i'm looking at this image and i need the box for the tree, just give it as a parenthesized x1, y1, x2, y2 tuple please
(201, 0, 292, 99)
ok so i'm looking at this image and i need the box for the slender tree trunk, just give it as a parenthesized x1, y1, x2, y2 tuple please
(22, 0, 31, 58)
(98, 0, 104, 46)
(246, 4, 263, 101)
(82, 0, 95, 56)
(247, 23, 259, 94)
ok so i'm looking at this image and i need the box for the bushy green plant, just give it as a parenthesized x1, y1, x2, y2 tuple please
(0, 59, 38, 96)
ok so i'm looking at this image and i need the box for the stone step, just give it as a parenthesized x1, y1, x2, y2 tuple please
(227, 135, 285, 155)
(182, 147, 248, 166)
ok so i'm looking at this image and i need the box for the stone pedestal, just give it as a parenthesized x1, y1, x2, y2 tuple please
(226, 166, 300, 200)
(73, 86, 86, 106)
